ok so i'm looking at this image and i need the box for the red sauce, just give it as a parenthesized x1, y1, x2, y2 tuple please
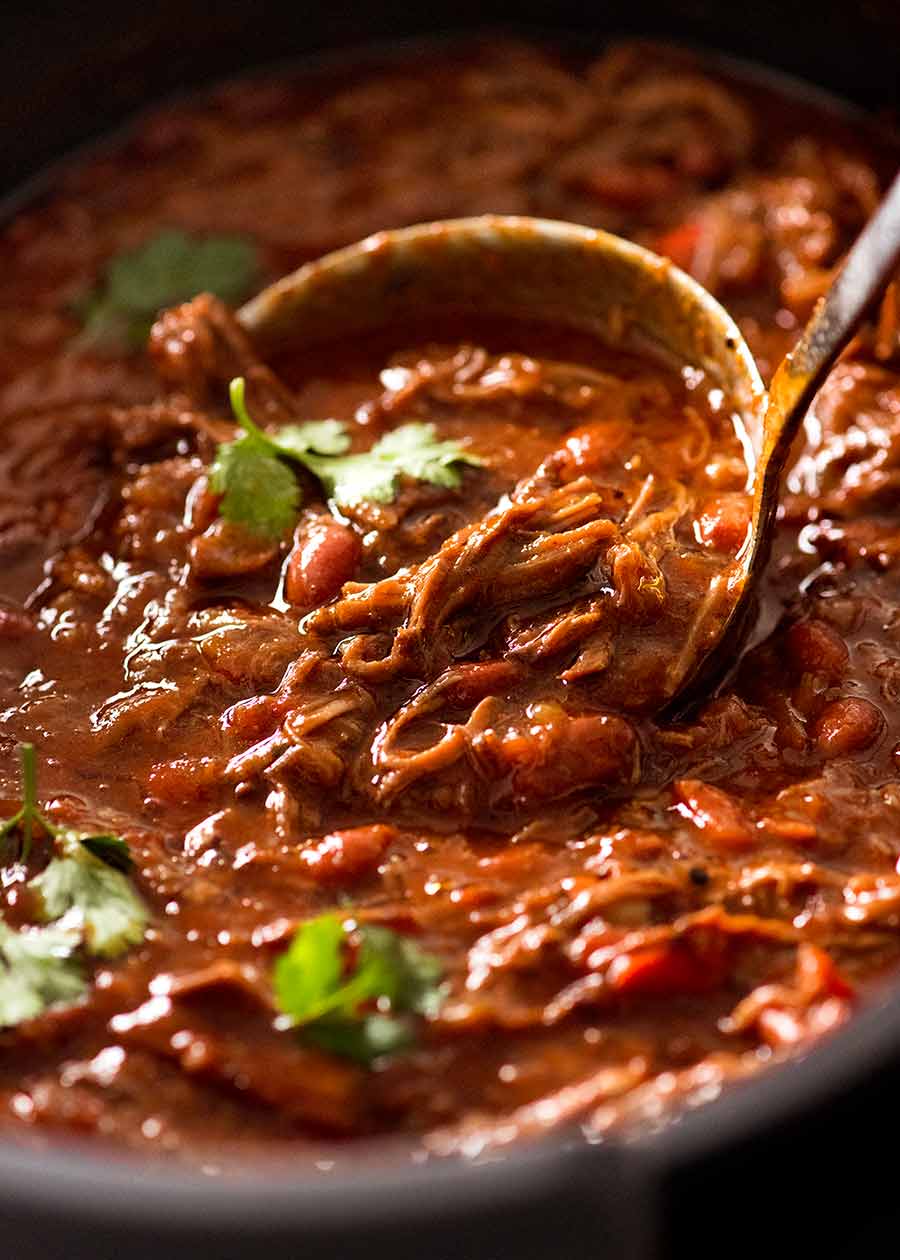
(0, 38, 899, 1163)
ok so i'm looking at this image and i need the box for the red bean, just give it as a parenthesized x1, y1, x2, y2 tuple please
(299, 824, 396, 881)
(284, 515, 361, 609)
(561, 420, 630, 476)
(812, 697, 884, 757)
(694, 493, 751, 554)
(785, 619, 849, 680)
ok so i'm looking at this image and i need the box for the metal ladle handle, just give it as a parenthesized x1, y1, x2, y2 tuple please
(755, 169, 900, 528)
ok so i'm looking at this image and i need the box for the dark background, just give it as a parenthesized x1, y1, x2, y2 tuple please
(2, 2, 900, 1256)
(3, 0, 900, 190)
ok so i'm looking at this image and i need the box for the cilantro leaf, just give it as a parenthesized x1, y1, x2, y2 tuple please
(0, 747, 147, 1026)
(273, 913, 445, 1064)
(79, 833, 133, 873)
(358, 924, 446, 1019)
(29, 833, 148, 958)
(0, 921, 85, 1027)
(208, 377, 332, 541)
(305, 1012, 415, 1063)
(272, 912, 345, 1023)
(226, 378, 350, 465)
(303, 422, 481, 507)
(209, 433, 300, 540)
(207, 377, 481, 540)
(76, 229, 261, 350)
(274, 420, 351, 459)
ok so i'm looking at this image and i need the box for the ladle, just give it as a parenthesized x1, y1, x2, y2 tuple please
(238, 175, 900, 714)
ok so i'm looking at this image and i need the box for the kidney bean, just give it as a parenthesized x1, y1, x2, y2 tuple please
(694, 493, 752, 554)
(812, 697, 884, 757)
(561, 420, 630, 476)
(284, 515, 361, 608)
(785, 619, 849, 680)
(493, 707, 639, 803)
(299, 824, 396, 881)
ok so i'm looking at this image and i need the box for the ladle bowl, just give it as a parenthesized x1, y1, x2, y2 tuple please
(239, 214, 768, 711)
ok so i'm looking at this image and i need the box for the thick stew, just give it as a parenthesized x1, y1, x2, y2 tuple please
(0, 39, 899, 1162)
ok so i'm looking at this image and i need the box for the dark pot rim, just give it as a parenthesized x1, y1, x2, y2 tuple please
(1, 984, 900, 1230)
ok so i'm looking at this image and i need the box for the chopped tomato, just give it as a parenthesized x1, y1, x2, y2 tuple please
(607, 942, 727, 997)
(654, 220, 703, 271)
(674, 780, 755, 850)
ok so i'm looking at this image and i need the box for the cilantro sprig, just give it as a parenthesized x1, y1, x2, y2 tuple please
(75, 229, 261, 351)
(0, 745, 149, 1026)
(0, 922, 85, 1027)
(273, 913, 445, 1064)
(30, 833, 147, 958)
(0, 743, 44, 863)
(209, 377, 481, 541)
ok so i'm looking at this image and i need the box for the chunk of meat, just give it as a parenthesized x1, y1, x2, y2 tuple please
(474, 704, 640, 803)
(189, 518, 280, 579)
(724, 943, 855, 1049)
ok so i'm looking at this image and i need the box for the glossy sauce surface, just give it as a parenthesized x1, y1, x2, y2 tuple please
(1, 39, 899, 1162)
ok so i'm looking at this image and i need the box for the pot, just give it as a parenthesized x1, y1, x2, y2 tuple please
(1, 4, 899, 1256)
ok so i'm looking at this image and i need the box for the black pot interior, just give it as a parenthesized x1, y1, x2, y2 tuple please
(3, 3, 900, 1257)
(3, 0, 900, 191)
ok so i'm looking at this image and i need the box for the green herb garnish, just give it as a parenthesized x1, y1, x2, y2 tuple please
(209, 378, 347, 540)
(30, 833, 148, 958)
(0, 743, 45, 863)
(210, 377, 481, 540)
(75, 229, 261, 350)
(78, 833, 134, 873)
(273, 913, 445, 1064)
(0, 745, 149, 1025)
(0, 921, 85, 1027)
